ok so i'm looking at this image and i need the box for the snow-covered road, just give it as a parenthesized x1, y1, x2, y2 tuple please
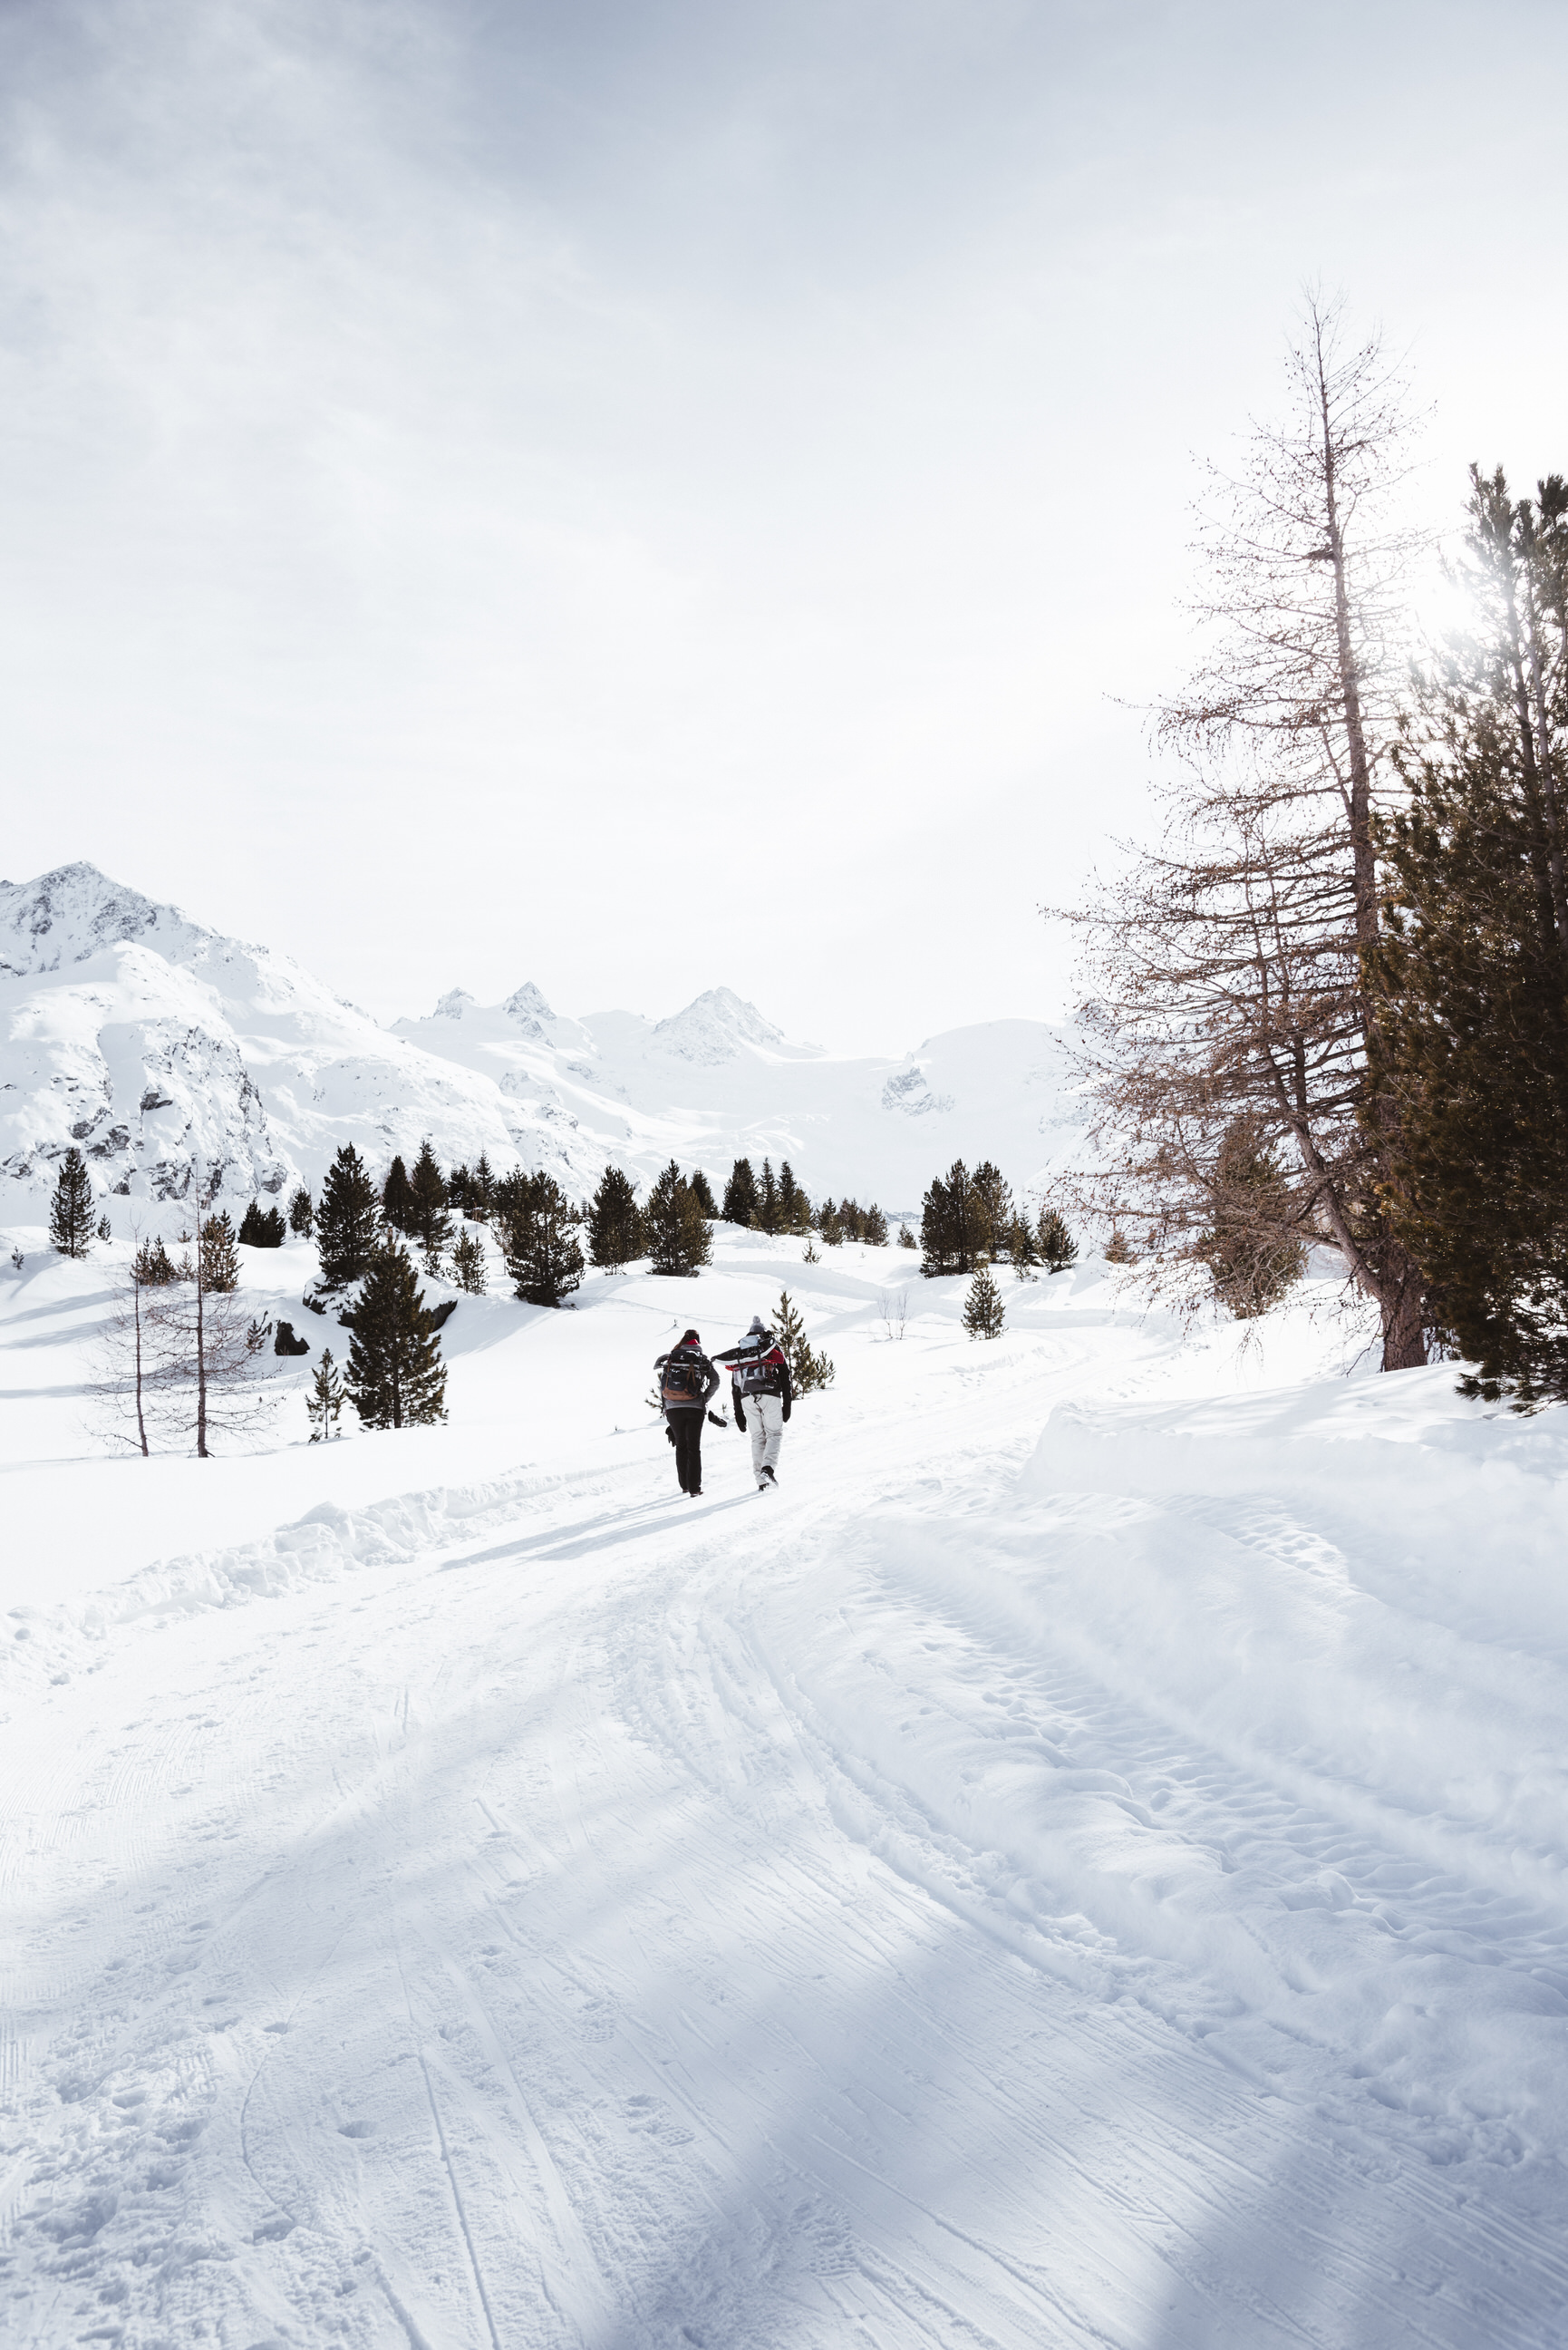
(5, 1236, 1568, 2345)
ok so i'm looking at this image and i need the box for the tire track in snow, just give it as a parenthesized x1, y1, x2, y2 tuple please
(611, 1469, 1568, 2345)
(9, 1341, 1568, 2347)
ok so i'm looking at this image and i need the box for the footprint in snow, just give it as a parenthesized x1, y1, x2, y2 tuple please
(624, 2094, 693, 2144)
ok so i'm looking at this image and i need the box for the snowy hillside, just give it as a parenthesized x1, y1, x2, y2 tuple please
(5, 1232, 1568, 2345)
(0, 863, 1077, 1222)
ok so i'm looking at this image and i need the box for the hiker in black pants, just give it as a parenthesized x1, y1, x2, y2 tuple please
(654, 1328, 721, 1495)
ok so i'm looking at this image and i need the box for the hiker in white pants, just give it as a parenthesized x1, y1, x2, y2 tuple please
(745, 1392, 786, 1484)
(714, 1314, 794, 1491)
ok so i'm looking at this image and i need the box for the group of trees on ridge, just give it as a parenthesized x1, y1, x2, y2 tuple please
(917, 1160, 1077, 1282)
(57, 1120, 1086, 1441)
(50, 1128, 1081, 1309)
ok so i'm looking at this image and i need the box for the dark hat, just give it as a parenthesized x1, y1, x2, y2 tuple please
(682, 1327, 701, 1345)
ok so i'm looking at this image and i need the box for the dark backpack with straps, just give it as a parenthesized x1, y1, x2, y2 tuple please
(660, 1347, 705, 1407)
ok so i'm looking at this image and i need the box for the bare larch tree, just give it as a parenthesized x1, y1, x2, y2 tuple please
(1062, 296, 1429, 1367)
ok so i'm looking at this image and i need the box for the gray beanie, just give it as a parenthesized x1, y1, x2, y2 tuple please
(748, 1315, 769, 1335)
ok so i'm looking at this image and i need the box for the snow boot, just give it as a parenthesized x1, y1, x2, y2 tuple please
(760, 1465, 778, 1487)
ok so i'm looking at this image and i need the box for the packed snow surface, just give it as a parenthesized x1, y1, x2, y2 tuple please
(4, 1224, 1568, 2346)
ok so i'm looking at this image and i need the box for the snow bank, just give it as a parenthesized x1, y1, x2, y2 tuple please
(3, 1463, 567, 1702)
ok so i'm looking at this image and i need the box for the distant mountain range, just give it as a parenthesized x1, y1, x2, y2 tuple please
(0, 863, 1081, 1224)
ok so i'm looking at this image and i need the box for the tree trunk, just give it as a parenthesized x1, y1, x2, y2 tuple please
(1380, 1275, 1428, 1371)
(195, 1196, 208, 1460)
(133, 1282, 150, 1457)
(1317, 336, 1428, 1371)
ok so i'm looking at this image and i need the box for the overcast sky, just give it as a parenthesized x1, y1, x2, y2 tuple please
(4, 0, 1568, 1052)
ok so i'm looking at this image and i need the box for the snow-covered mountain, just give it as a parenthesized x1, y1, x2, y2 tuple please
(0, 862, 1081, 1219)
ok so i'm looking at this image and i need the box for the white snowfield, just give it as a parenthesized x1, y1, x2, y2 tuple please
(5, 1227, 1568, 2347)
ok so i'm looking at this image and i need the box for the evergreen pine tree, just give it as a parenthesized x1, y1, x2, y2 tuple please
(756, 1159, 781, 1235)
(773, 1287, 835, 1394)
(721, 1158, 759, 1226)
(972, 1163, 1013, 1262)
(498, 1172, 585, 1306)
(48, 1146, 94, 1258)
(919, 1161, 984, 1277)
(778, 1162, 813, 1233)
(316, 1145, 382, 1288)
(346, 1244, 448, 1428)
(1373, 466, 1568, 1403)
(1104, 1227, 1134, 1265)
(287, 1184, 314, 1238)
(818, 1200, 844, 1247)
(863, 1204, 888, 1246)
(963, 1264, 1006, 1339)
(919, 1166, 953, 1276)
(200, 1209, 241, 1294)
(97, 1213, 111, 1242)
(451, 1228, 489, 1294)
(1037, 1207, 1079, 1274)
(306, 1346, 347, 1439)
(587, 1166, 644, 1269)
(689, 1168, 719, 1219)
(409, 1140, 452, 1264)
(644, 1160, 712, 1276)
(447, 1164, 472, 1216)
(238, 1199, 285, 1247)
(470, 1151, 495, 1220)
(897, 1223, 917, 1249)
(382, 1155, 414, 1235)
(1008, 1218, 1038, 1279)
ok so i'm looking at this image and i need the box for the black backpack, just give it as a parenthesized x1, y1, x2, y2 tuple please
(660, 1348, 703, 1406)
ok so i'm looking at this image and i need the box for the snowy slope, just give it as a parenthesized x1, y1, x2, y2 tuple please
(393, 986, 1077, 1218)
(0, 866, 615, 1211)
(0, 864, 1078, 1223)
(4, 1233, 1568, 2345)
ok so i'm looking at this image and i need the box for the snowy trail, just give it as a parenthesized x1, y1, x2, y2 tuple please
(5, 1245, 1568, 2345)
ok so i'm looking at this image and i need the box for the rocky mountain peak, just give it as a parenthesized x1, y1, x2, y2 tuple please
(503, 981, 554, 1024)
(0, 862, 203, 979)
(652, 987, 788, 1066)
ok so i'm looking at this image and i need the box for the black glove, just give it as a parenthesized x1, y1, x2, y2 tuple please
(665, 1423, 677, 1446)
(708, 1412, 729, 1428)
(733, 1402, 747, 1432)
(782, 1403, 791, 1423)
